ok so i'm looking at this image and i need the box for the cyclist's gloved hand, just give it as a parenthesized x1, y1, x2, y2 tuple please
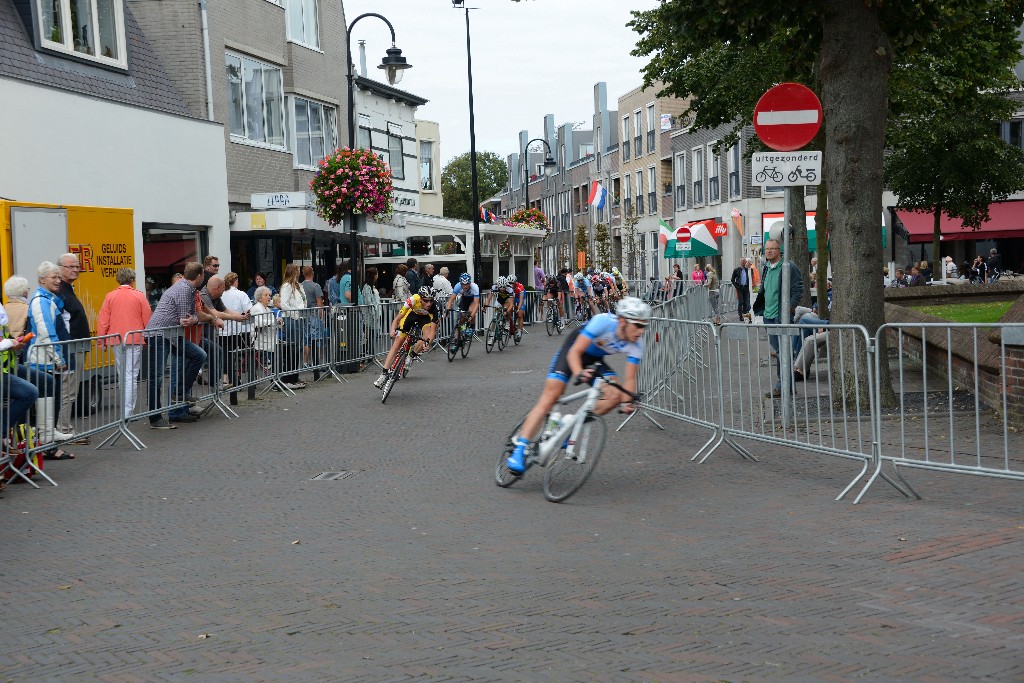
(574, 368, 595, 385)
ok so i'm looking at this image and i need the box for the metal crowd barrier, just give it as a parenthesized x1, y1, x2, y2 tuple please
(868, 323, 1024, 498)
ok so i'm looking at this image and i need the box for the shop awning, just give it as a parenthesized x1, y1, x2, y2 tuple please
(893, 200, 1024, 243)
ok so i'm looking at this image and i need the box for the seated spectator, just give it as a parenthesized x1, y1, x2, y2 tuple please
(944, 256, 958, 279)
(908, 266, 925, 287)
(889, 268, 908, 288)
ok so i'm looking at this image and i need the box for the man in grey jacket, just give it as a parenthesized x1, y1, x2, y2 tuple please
(752, 239, 805, 396)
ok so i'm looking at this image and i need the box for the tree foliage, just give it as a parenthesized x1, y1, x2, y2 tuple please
(628, 0, 1024, 408)
(440, 151, 508, 222)
(593, 223, 611, 270)
(885, 8, 1024, 259)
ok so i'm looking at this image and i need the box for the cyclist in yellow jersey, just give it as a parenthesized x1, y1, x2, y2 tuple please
(374, 286, 438, 388)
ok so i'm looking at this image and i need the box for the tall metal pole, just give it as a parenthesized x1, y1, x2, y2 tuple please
(463, 6, 482, 282)
(780, 186, 793, 427)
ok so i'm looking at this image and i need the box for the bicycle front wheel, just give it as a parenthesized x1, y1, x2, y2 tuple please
(461, 329, 473, 357)
(495, 416, 527, 487)
(446, 337, 459, 362)
(381, 354, 406, 404)
(543, 415, 606, 503)
(485, 317, 498, 353)
(545, 307, 555, 336)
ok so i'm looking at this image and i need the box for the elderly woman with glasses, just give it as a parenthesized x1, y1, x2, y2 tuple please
(25, 262, 75, 454)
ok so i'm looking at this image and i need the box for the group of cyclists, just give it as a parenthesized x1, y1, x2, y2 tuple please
(373, 271, 528, 389)
(542, 266, 629, 328)
(370, 265, 654, 486)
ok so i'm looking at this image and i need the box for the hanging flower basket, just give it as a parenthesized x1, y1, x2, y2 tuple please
(498, 238, 512, 257)
(510, 207, 548, 227)
(309, 147, 394, 226)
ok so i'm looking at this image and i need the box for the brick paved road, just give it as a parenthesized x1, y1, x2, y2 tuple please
(2, 326, 1022, 682)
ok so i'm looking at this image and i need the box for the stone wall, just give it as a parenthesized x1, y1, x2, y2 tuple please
(884, 292, 1024, 420)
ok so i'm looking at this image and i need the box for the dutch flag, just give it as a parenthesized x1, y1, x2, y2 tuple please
(588, 181, 607, 209)
(479, 206, 497, 223)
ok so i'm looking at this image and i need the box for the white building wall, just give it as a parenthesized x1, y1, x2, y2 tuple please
(355, 85, 420, 212)
(0, 78, 229, 276)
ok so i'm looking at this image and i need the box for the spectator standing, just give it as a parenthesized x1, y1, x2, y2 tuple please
(278, 264, 307, 389)
(421, 263, 437, 291)
(690, 264, 705, 284)
(705, 265, 721, 324)
(249, 286, 279, 371)
(219, 272, 252, 387)
(326, 265, 342, 306)
(301, 266, 323, 308)
(730, 258, 753, 321)
(201, 255, 220, 288)
(95, 268, 151, 419)
(434, 267, 454, 298)
(404, 258, 421, 292)
(671, 263, 684, 280)
(362, 267, 382, 355)
(55, 253, 90, 442)
(919, 260, 932, 281)
(392, 264, 412, 300)
(338, 260, 361, 305)
(534, 263, 546, 290)
(971, 255, 988, 283)
(145, 262, 209, 428)
(25, 262, 74, 445)
(246, 272, 276, 301)
(987, 248, 1002, 282)
(145, 277, 160, 311)
(752, 239, 805, 397)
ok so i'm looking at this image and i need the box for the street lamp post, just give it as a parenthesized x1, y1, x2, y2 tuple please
(452, 0, 482, 281)
(521, 137, 557, 212)
(344, 12, 411, 304)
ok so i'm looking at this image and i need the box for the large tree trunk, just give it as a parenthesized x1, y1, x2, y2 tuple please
(786, 188, 812, 307)
(819, 0, 897, 408)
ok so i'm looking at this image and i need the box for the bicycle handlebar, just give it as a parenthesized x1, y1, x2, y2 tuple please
(572, 362, 642, 402)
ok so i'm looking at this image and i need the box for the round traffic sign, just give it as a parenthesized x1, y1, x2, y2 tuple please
(675, 226, 691, 243)
(753, 82, 822, 152)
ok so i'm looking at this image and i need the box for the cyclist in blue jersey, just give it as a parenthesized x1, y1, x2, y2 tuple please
(446, 273, 480, 333)
(505, 297, 652, 474)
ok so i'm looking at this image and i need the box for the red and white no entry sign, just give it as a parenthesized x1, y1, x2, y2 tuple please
(675, 226, 691, 243)
(753, 82, 822, 152)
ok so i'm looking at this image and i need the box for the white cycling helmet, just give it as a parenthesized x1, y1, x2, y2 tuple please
(507, 274, 517, 284)
(574, 272, 584, 280)
(616, 297, 652, 323)
(496, 276, 508, 287)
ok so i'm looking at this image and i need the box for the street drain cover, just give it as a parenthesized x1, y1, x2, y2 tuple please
(311, 471, 358, 481)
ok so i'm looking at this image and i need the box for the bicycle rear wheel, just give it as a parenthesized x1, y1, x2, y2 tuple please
(542, 415, 606, 503)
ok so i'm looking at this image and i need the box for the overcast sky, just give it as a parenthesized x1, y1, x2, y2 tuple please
(343, 0, 660, 166)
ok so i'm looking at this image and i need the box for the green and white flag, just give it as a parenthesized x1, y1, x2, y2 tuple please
(681, 220, 720, 257)
(659, 219, 684, 258)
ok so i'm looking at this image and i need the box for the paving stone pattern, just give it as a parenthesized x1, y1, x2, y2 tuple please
(1, 329, 1022, 682)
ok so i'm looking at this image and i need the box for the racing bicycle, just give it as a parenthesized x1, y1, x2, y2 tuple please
(446, 310, 474, 361)
(544, 297, 564, 336)
(485, 305, 510, 353)
(495, 362, 641, 503)
(380, 323, 426, 404)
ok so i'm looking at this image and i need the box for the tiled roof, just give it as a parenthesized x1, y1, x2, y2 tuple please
(0, 0, 192, 117)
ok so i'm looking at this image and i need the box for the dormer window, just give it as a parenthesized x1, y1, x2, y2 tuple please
(35, 0, 128, 69)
